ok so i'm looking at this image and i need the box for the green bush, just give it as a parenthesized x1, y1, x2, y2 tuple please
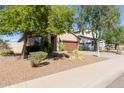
(0, 40, 6, 45)
(0, 49, 13, 56)
(29, 51, 48, 67)
(43, 43, 53, 53)
(26, 45, 41, 53)
(59, 42, 64, 51)
(40, 40, 53, 53)
(79, 45, 83, 51)
(26, 42, 53, 54)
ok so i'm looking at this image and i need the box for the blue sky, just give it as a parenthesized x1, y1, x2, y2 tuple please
(72, 5, 124, 29)
(0, 5, 124, 42)
(0, 32, 22, 42)
(119, 5, 124, 26)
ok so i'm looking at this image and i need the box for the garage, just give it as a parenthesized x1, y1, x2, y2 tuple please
(59, 33, 79, 51)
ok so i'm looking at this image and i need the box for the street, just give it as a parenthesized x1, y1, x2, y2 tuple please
(107, 73, 124, 88)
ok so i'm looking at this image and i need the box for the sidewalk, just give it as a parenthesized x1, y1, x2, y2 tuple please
(6, 52, 124, 88)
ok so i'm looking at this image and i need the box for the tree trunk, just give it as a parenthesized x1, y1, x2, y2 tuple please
(116, 43, 120, 54)
(115, 43, 117, 50)
(41, 35, 48, 52)
(96, 39, 100, 57)
(21, 34, 28, 59)
(94, 39, 97, 51)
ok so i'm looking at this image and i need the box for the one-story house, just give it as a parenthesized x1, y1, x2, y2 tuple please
(49, 32, 80, 51)
(15, 32, 79, 54)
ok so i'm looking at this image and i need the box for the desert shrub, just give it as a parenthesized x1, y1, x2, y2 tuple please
(69, 49, 81, 60)
(0, 41, 6, 45)
(0, 40, 10, 50)
(43, 43, 53, 53)
(0, 49, 13, 56)
(26, 42, 52, 54)
(106, 44, 112, 51)
(59, 42, 64, 51)
(40, 40, 53, 53)
(79, 45, 83, 51)
(29, 51, 48, 67)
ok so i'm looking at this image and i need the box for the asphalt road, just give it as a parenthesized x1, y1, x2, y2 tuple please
(107, 73, 124, 88)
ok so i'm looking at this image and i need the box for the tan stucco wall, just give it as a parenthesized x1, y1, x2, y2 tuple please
(59, 33, 78, 42)
(7, 41, 24, 54)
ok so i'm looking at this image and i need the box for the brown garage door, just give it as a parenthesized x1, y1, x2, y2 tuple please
(63, 41, 78, 51)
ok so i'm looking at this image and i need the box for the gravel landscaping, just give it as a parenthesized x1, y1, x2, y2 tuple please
(0, 55, 106, 87)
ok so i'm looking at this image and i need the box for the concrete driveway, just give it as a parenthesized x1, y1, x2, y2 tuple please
(6, 52, 124, 88)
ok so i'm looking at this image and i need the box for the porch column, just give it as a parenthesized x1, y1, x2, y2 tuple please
(56, 35, 59, 51)
(48, 34, 51, 44)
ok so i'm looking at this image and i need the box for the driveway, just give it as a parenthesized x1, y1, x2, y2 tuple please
(82, 51, 122, 59)
(7, 52, 124, 88)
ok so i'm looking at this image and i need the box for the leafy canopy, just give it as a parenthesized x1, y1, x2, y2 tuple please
(103, 26, 124, 44)
(46, 6, 75, 34)
(77, 5, 120, 40)
(0, 5, 75, 36)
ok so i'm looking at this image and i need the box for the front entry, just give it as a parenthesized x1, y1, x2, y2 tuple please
(51, 35, 57, 51)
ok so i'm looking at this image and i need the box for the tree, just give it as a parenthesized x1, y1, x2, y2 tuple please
(0, 5, 75, 58)
(77, 5, 120, 56)
(0, 6, 48, 58)
(43, 6, 75, 52)
(103, 26, 124, 53)
(46, 6, 75, 34)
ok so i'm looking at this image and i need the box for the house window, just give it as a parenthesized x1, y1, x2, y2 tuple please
(34, 37, 42, 45)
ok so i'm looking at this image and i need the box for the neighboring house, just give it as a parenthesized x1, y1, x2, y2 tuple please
(73, 29, 105, 51)
(18, 35, 42, 47)
(73, 29, 95, 51)
(7, 42, 24, 54)
(0, 40, 23, 55)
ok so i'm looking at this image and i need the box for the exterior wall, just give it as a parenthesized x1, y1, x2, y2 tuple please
(26, 37, 42, 46)
(74, 31, 94, 50)
(7, 41, 24, 54)
(99, 40, 106, 51)
(120, 45, 124, 50)
(79, 37, 94, 51)
(56, 36, 60, 51)
(73, 30, 98, 51)
(83, 29, 93, 38)
(50, 33, 79, 51)
(27, 38, 35, 46)
(74, 31, 82, 36)
(48, 34, 51, 44)
(59, 33, 79, 42)
(80, 37, 93, 44)
(58, 33, 79, 51)
(74, 30, 93, 38)
(63, 41, 78, 51)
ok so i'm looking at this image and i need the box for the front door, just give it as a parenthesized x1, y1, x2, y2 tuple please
(51, 35, 57, 51)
